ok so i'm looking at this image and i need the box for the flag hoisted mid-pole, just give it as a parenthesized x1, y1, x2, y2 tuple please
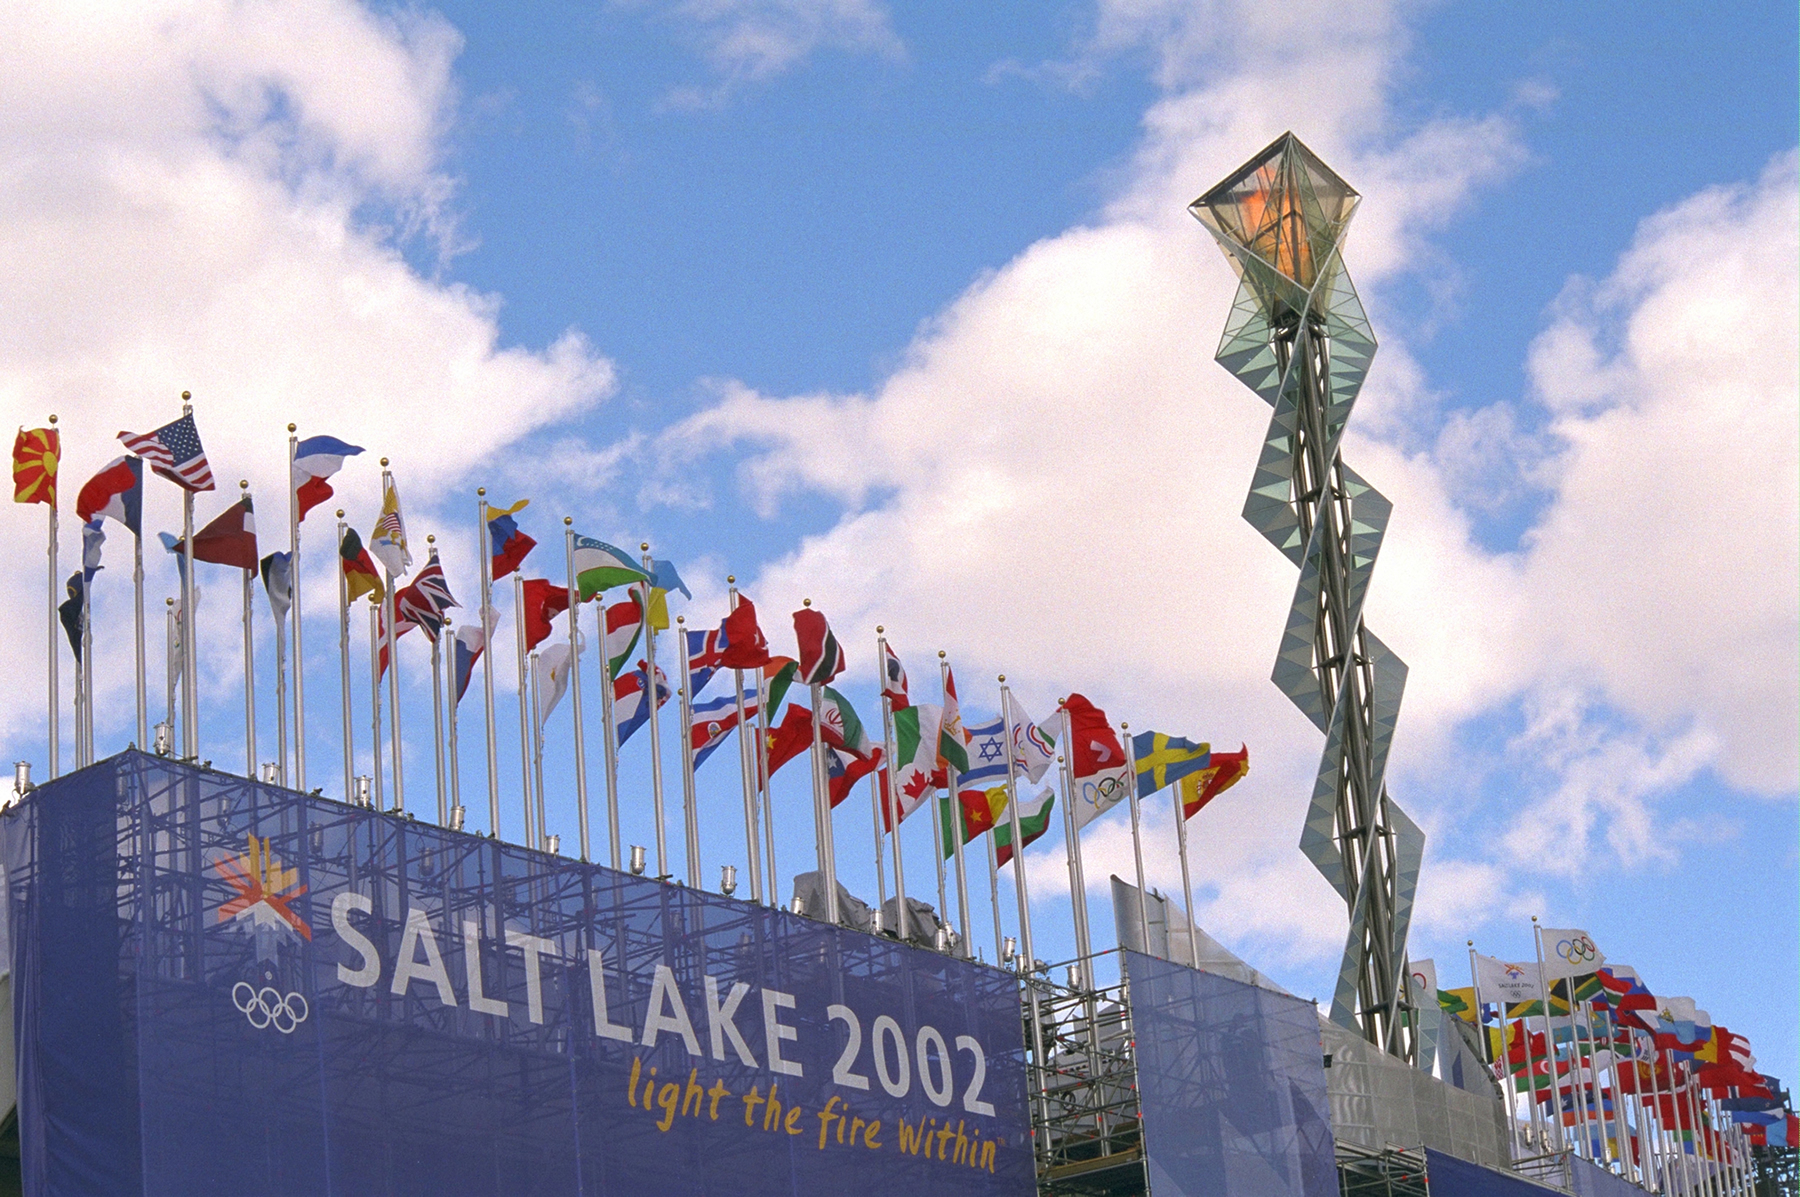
(476, 491, 501, 838)
(45, 413, 59, 779)
(875, 629, 908, 942)
(512, 571, 535, 849)
(640, 546, 669, 879)
(726, 579, 763, 903)
(239, 481, 257, 778)
(595, 599, 622, 870)
(941, 652, 971, 957)
(1121, 724, 1151, 954)
(180, 398, 199, 762)
(335, 513, 354, 803)
(563, 521, 591, 862)
(286, 424, 307, 791)
(676, 615, 701, 888)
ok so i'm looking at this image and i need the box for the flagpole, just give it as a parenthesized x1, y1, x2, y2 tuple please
(875, 629, 907, 941)
(1171, 776, 1199, 968)
(939, 653, 971, 956)
(79, 558, 92, 766)
(179, 395, 198, 762)
(675, 615, 700, 887)
(474, 493, 501, 837)
(1117, 723, 1153, 955)
(427, 536, 447, 827)
(273, 578, 288, 787)
(238, 481, 257, 777)
(595, 599, 621, 869)
(726, 579, 763, 902)
(640, 550, 669, 880)
(1469, 942, 1521, 1159)
(985, 832, 1003, 963)
(928, 768, 950, 939)
(378, 462, 404, 813)
(286, 424, 306, 790)
(999, 677, 1050, 1160)
(529, 650, 547, 847)
(1059, 706, 1092, 966)
(563, 522, 591, 862)
(999, 681, 1040, 969)
(807, 679, 837, 924)
(133, 522, 147, 750)
(512, 571, 535, 849)
(367, 600, 384, 810)
(1532, 919, 1571, 1153)
(758, 669, 777, 903)
(45, 413, 59, 778)
(165, 597, 177, 747)
(336, 513, 354, 802)
(445, 613, 462, 824)
(868, 767, 888, 923)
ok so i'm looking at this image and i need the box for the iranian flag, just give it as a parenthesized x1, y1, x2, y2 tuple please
(889, 703, 943, 823)
(816, 686, 871, 756)
(995, 788, 1055, 867)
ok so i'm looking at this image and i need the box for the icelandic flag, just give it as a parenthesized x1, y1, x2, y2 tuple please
(691, 692, 757, 769)
(614, 662, 671, 747)
(75, 455, 144, 535)
(291, 435, 363, 522)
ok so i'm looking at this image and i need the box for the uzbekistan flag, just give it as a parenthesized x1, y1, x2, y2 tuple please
(572, 535, 649, 599)
(290, 434, 363, 522)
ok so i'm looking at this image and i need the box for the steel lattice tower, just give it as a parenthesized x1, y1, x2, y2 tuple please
(1190, 133, 1423, 1056)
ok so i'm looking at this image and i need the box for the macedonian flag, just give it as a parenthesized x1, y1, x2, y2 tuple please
(12, 425, 59, 506)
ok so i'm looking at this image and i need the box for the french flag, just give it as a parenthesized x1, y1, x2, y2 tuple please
(291, 435, 364, 522)
(75, 456, 143, 535)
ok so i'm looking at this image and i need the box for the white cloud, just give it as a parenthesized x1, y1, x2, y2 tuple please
(642, 0, 903, 106)
(642, 0, 1797, 964)
(0, 1, 616, 744)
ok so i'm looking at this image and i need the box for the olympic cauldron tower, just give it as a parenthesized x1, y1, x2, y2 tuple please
(1191, 133, 1423, 1058)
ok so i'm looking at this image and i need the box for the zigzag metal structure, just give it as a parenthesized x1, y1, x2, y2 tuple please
(1190, 133, 1423, 1058)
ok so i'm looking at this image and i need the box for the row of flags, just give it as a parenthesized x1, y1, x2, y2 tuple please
(13, 411, 1252, 958)
(1429, 931, 1794, 1176)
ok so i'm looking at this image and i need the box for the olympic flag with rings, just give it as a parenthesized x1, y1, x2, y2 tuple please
(1538, 927, 1605, 981)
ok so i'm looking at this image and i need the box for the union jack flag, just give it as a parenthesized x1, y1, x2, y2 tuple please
(118, 413, 214, 492)
(395, 550, 458, 641)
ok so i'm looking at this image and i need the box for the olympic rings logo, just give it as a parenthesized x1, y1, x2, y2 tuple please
(1081, 775, 1128, 806)
(1556, 936, 1598, 966)
(232, 982, 310, 1034)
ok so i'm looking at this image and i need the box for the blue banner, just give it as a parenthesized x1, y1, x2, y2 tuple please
(4, 754, 1033, 1196)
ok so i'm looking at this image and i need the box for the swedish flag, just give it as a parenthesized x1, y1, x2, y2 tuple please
(1130, 731, 1210, 797)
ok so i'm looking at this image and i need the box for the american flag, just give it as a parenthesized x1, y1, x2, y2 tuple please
(117, 413, 214, 492)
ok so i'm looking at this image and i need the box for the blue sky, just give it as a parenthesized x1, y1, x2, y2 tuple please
(1, 1, 1794, 1088)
